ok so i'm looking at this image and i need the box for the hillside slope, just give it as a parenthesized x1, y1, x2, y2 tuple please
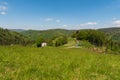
(11, 27, 120, 42)
(20, 29, 76, 40)
(99, 27, 120, 41)
(99, 27, 120, 34)
(0, 28, 32, 45)
(10, 29, 25, 32)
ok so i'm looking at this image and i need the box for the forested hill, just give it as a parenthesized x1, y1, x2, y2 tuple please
(0, 28, 32, 45)
(10, 29, 25, 32)
(20, 29, 76, 40)
(99, 27, 120, 34)
(10, 27, 120, 41)
(99, 27, 120, 41)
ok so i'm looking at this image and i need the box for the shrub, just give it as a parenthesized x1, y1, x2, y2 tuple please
(51, 35, 68, 47)
(73, 30, 106, 47)
(36, 37, 45, 47)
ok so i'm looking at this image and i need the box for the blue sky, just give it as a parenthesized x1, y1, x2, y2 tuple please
(0, 0, 120, 30)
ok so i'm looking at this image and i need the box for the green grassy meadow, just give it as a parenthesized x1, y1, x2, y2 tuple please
(0, 46, 120, 80)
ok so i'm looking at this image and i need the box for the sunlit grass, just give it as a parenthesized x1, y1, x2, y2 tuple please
(0, 46, 120, 80)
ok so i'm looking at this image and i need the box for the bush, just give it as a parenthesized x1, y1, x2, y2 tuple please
(51, 35, 68, 47)
(74, 30, 106, 47)
(36, 37, 45, 47)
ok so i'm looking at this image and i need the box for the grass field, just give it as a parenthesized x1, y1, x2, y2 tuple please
(0, 46, 120, 80)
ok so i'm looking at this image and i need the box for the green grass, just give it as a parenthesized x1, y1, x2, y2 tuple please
(0, 46, 120, 80)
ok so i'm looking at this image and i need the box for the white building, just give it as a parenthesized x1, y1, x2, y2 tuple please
(41, 42, 47, 47)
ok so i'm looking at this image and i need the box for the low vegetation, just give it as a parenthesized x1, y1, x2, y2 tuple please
(0, 46, 120, 80)
(49, 35, 68, 47)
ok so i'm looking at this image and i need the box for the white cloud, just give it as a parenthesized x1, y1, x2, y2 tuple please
(79, 22, 97, 27)
(113, 20, 120, 26)
(0, 11, 6, 15)
(56, 20, 61, 23)
(112, 17, 117, 20)
(45, 18, 53, 21)
(113, 20, 120, 25)
(3, 2, 8, 5)
(63, 25, 68, 27)
(0, 1, 8, 15)
(0, 2, 8, 5)
(0, 6, 7, 11)
(44, 18, 62, 23)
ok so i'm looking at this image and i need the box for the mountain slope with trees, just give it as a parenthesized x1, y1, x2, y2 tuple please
(9, 27, 120, 48)
(0, 27, 32, 45)
(17, 27, 120, 41)
(99, 27, 120, 34)
(99, 27, 120, 42)
(20, 29, 75, 40)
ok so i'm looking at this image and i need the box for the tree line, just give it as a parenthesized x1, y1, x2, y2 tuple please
(72, 29, 120, 53)
(72, 30, 106, 47)
(0, 28, 33, 46)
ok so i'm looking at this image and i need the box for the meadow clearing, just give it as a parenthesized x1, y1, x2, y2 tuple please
(0, 46, 120, 80)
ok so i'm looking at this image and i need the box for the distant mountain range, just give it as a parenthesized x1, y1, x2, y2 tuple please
(19, 29, 75, 40)
(99, 27, 120, 41)
(10, 27, 120, 41)
(99, 27, 120, 34)
(0, 27, 119, 46)
(10, 29, 25, 32)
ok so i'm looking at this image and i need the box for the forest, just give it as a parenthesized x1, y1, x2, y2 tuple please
(0, 27, 120, 54)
